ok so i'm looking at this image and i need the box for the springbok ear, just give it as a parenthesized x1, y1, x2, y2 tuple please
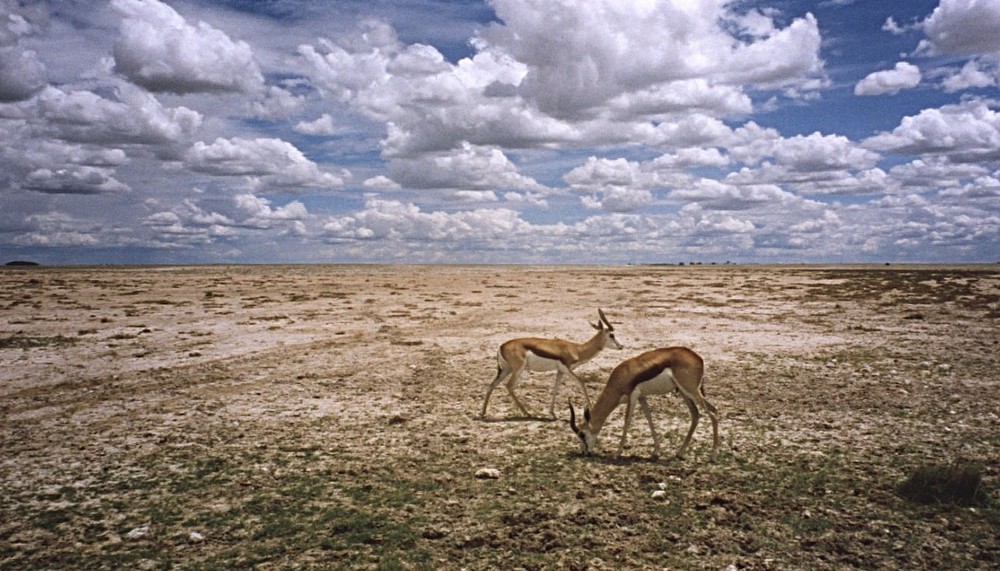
(584, 407, 591, 423)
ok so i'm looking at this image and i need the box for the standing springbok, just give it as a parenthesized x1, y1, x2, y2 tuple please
(569, 346, 719, 459)
(480, 309, 623, 418)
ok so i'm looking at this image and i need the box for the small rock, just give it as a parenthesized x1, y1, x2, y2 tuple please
(422, 527, 447, 540)
(651, 490, 668, 500)
(475, 467, 500, 479)
(125, 527, 149, 541)
(188, 531, 205, 543)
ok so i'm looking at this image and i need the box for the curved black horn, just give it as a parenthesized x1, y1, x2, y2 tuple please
(598, 308, 613, 331)
(568, 400, 579, 433)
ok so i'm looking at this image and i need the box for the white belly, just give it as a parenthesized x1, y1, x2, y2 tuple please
(633, 368, 678, 397)
(524, 351, 561, 372)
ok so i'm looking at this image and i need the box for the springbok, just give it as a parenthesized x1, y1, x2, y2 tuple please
(480, 309, 623, 418)
(569, 346, 719, 459)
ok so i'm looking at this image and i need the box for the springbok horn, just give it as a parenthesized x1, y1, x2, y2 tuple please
(568, 400, 579, 433)
(598, 308, 613, 331)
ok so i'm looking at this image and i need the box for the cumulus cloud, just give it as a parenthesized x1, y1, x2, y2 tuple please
(0, 46, 46, 102)
(941, 59, 998, 92)
(564, 156, 661, 212)
(0, 1, 47, 102)
(771, 132, 881, 171)
(888, 157, 990, 191)
(235, 194, 309, 231)
(184, 137, 347, 189)
(670, 179, 796, 211)
(299, 0, 824, 164)
(23, 166, 130, 195)
(919, 0, 1000, 56)
(112, 0, 263, 94)
(294, 113, 337, 136)
(386, 141, 545, 192)
(480, 0, 822, 118)
(579, 187, 654, 212)
(863, 99, 1000, 160)
(14, 212, 102, 247)
(854, 62, 921, 96)
(34, 85, 202, 147)
(143, 194, 310, 246)
(322, 197, 528, 243)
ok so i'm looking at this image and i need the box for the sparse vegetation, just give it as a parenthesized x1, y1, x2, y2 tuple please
(1, 265, 998, 570)
(899, 461, 987, 506)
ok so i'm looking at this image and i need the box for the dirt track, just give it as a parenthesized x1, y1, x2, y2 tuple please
(2, 265, 998, 570)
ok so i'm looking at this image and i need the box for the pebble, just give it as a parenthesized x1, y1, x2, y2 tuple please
(475, 467, 500, 479)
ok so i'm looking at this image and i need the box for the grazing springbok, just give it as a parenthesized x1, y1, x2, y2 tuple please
(480, 309, 623, 418)
(569, 346, 719, 459)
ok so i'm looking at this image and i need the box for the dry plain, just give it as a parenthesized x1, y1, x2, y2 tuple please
(1, 264, 998, 570)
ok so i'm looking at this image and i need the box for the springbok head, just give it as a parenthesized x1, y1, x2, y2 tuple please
(568, 401, 597, 455)
(590, 308, 623, 350)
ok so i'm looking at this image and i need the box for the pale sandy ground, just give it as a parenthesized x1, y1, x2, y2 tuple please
(1, 264, 998, 570)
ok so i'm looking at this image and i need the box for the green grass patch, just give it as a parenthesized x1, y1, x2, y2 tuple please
(898, 460, 988, 506)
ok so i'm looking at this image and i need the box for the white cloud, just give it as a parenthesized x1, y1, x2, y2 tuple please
(941, 60, 998, 92)
(854, 62, 921, 96)
(142, 193, 310, 247)
(385, 141, 545, 192)
(888, 157, 990, 190)
(294, 113, 337, 136)
(363, 175, 402, 191)
(298, 0, 823, 162)
(771, 132, 881, 171)
(184, 137, 347, 189)
(669, 179, 796, 211)
(249, 86, 307, 119)
(565, 157, 644, 188)
(235, 193, 309, 229)
(650, 147, 730, 169)
(919, 0, 1000, 56)
(0, 46, 46, 102)
(863, 99, 1000, 159)
(34, 85, 202, 147)
(112, 0, 263, 94)
(695, 213, 755, 234)
(564, 156, 659, 212)
(0, 2, 46, 102)
(481, 0, 822, 118)
(14, 212, 102, 247)
(322, 197, 528, 243)
(881, 16, 906, 35)
(23, 165, 130, 195)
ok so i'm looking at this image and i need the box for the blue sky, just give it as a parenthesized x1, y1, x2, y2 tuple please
(1, 0, 998, 264)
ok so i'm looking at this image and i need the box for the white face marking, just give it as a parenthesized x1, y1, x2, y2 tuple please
(577, 428, 597, 454)
(606, 331, 623, 350)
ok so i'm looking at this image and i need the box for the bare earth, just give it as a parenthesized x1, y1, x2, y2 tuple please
(1, 264, 998, 570)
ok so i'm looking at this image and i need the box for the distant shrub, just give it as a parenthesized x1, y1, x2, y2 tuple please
(898, 460, 987, 506)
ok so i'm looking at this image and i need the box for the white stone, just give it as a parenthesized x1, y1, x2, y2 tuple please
(475, 467, 500, 479)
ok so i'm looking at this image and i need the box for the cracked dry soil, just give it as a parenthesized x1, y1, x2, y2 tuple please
(1, 264, 998, 570)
